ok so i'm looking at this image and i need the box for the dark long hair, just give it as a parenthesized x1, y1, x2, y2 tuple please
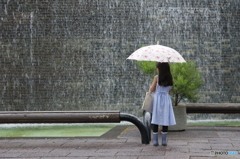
(156, 62, 173, 86)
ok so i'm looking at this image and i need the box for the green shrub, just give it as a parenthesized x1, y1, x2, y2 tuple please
(170, 61, 203, 106)
(135, 61, 156, 76)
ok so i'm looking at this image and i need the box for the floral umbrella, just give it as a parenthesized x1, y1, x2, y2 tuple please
(127, 45, 186, 63)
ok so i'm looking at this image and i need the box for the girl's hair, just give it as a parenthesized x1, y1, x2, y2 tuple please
(156, 62, 173, 86)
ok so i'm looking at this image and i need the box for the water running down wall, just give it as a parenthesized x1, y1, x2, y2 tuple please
(1, 0, 240, 117)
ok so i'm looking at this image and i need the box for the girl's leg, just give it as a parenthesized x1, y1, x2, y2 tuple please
(162, 126, 168, 132)
(152, 124, 159, 133)
(152, 124, 159, 146)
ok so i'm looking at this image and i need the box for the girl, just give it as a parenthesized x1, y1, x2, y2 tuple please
(149, 62, 176, 146)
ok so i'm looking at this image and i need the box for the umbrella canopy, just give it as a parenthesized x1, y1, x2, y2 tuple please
(127, 45, 186, 63)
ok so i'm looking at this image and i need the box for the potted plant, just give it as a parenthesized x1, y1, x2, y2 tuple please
(136, 61, 203, 131)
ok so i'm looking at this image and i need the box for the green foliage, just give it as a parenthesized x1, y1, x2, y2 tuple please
(170, 61, 203, 106)
(135, 61, 157, 76)
(136, 61, 203, 106)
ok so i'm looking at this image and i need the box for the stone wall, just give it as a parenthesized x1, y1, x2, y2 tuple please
(0, 0, 239, 116)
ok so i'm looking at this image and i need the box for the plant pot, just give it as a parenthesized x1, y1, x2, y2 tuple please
(165, 105, 187, 131)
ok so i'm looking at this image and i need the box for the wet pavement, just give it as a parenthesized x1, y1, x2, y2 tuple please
(0, 125, 240, 159)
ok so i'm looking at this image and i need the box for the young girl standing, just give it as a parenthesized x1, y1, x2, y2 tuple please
(149, 62, 176, 146)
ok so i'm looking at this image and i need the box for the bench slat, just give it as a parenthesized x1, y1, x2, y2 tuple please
(0, 111, 120, 123)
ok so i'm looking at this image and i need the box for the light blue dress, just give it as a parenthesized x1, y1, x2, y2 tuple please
(151, 81, 176, 126)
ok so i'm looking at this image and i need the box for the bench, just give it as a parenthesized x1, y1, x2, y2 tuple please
(0, 111, 150, 144)
(185, 103, 240, 114)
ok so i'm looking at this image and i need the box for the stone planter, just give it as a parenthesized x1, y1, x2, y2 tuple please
(166, 105, 187, 131)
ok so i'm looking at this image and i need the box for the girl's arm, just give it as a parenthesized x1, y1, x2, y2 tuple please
(149, 76, 158, 92)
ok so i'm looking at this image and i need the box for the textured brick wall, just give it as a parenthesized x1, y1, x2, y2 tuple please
(0, 0, 239, 116)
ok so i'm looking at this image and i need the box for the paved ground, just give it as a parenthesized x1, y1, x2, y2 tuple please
(0, 125, 240, 159)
